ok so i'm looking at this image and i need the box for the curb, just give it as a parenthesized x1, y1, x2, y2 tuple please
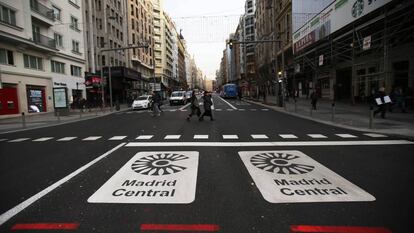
(243, 99, 414, 140)
(0, 108, 131, 135)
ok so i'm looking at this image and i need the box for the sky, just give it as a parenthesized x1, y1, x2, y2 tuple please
(163, 0, 246, 80)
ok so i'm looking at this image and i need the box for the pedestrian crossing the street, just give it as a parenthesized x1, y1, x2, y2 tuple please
(1, 133, 397, 143)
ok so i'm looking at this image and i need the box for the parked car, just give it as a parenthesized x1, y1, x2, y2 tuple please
(132, 95, 153, 110)
(169, 91, 187, 105)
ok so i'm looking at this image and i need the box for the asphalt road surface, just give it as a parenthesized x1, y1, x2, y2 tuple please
(0, 94, 413, 233)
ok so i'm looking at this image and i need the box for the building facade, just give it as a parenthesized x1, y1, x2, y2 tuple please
(0, 0, 86, 116)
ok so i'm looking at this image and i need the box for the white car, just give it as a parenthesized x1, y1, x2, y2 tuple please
(169, 91, 186, 105)
(132, 95, 153, 110)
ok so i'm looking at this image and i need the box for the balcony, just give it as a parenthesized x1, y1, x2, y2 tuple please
(30, 0, 55, 25)
(32, 32, 56, 49)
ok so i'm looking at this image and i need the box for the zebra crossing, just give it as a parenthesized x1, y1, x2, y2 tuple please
(0, 133, 391, 143)
(115, 108, 271, 114)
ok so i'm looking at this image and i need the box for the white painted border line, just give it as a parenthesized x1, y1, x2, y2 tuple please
(33, 137, 54, 142)
(194, 135, 209, 139)
(109, 136, 127, 141)
(218, 96, 238, 110)
(57, 137, 77, 141)
(125, 140, 414, 147)
(136, 135, 154, 140)
(222, 135, 239, 139)
(8, 138, 30, 142)
(364, 133, 387, 138)
(83, 136, 102, 141)
(0, 143, 126, 226)
(164, 135, 181, 140)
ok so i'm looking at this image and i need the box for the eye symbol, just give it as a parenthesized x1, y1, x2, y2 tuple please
(250, 152, 314, 175)
(131, 153, 188, 176)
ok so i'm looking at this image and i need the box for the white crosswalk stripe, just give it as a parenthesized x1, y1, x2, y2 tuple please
(83, 136, 102, 141)
(57, 137, 77, 141)
(364, 133, 387, 138)
(33, 137, 54, 142)
(165, 135, 181, 139)
(109, 136, 127, 141)
(251, 134, 268, 139)
(8, 138, 30, 142)
(223, 135, 239, 139)
(307, 134, 327, 139)
(336, 134, 358, 138)
(279, 134, 298, 139)
(136, 135, 154, 140)
(194, 135, 209, 139)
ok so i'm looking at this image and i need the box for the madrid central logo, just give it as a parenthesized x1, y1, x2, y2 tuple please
(131, 153, 188, 176)
(250, 152, 315, 175)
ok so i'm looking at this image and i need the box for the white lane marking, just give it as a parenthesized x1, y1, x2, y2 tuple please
(336, 134, 358, 138)
(0, 139, 8, 142)
(307, 134, 327, 139)
(238, 109, 246, 111)
(83, 136, 102, 141)
(218, 96, 238, 110)
(169, 109, 177, 112)
(57, 137, 77, 141)
(33, 137, 54, 142)
(0, 143, 126, 226)
(125, 140, 414, 147)
(279, 134, 298, 139)
(8, 138, 30, 142)
(136, 135, 154, 140)
(88, 151, 199, 204)
(364, 133, 387, 138)
(109, 136, 127, 141)
(215, 109, 222, 111)
(179, 103, 191, 110)
(261, 109, 269, 111)
(223, 135, 239, 139)
(194, 135, 209, 139)
(165, 135, 181, 140)
(239, 150, 375, 203)
(180, 109, 188, 112)
(251, 134, 269, 139)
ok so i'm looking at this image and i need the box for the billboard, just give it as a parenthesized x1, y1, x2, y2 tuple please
(293, 0, 392, 53)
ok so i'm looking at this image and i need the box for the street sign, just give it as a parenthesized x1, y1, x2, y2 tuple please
(88, 151, 199, 204)
(239, 150, 375, 203)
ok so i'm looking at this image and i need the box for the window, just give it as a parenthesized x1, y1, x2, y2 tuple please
(51, 60, 65, 74)
(69, 0, 80, 7)
(52, 5, 61, 20)
(54, 33, 63, 47)
(0, 48, 14, 65)
(100, 37, 104, 48)
(70, 65, 82, 77)
(23, 54, 43, 70)
(102, 55, 106, 66)
(0, 5, 16, 26)
(72, 40, 80, 53)
(70, 16, 80, 31)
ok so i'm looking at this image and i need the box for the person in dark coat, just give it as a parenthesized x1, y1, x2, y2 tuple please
(373, 87, 388, 118)
(151, 91, 161, 116)
(310, 91, 318, 110)
(199, 91, 214, 121)
(187, 91, 201, 121)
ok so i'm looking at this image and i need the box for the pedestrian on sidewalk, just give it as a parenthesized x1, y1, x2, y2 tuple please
(199, 91, 214, 121)
(151, 91, 161, 117)
(310, 91, 318, 110)
(187, 91, 201, 121)
(390, 87, 407, 113)
(373, 87, 388, 118)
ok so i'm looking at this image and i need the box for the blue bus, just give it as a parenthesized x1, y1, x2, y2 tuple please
(222, 84, 238, 98)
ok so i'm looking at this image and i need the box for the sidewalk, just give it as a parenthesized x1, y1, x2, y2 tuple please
(0, 105, 130, 134)
(245, 95, 414, 139)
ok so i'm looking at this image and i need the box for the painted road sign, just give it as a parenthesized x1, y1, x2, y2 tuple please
(239, 150, 375, 203)
(88, 151, 199, 204)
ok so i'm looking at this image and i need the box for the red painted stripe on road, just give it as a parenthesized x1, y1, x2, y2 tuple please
(140, 224, 220, 231)
(11, 223, 80, 230)
(290, 225, 393, 233)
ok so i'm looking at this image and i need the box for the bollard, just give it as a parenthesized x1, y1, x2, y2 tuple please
(331, 102, 336, 122)
(369, 105, 374, 129)
(21, 112, 26, 128)
(294, 99, 297, 113)
(56, 110, 61, 123)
